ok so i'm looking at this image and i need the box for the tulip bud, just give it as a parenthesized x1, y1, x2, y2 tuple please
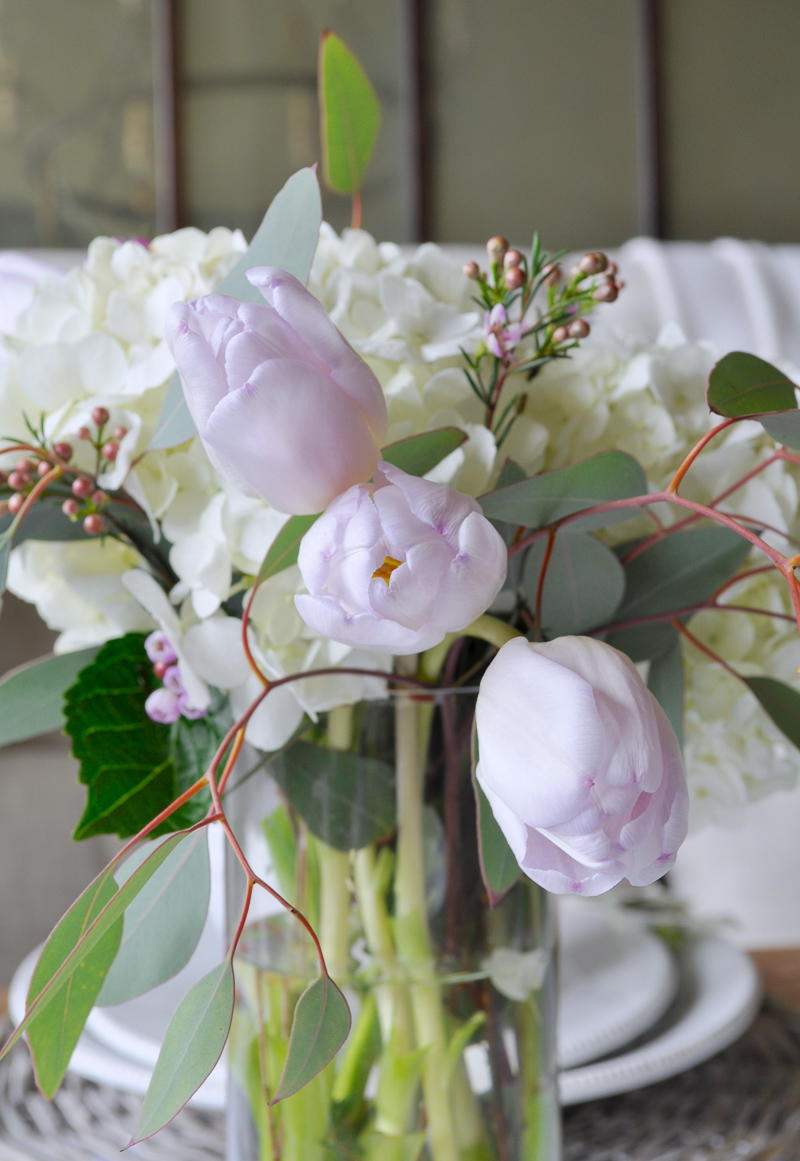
(463, 261, 481, 280)
(62, 499, 80, 517)
(503, 249, 523, 269)
(296, 462, 507, 654)
(486, 236, 508, 263)
(475, 637, 688, 895)
(552, 326, 569, 344)
(53, 442, 73, 461)
(504, 267, 526, 291)
(578, 251, 608, 276)
(72, 477, 93, 499)
(83, 514, 104, 536)
(91, 406, 110, 427)
(568, 319, 590, 339)
(8, 493, 23, 514)
(166, 267, 388, 515)
(101, 440, 119, 462)
(8, 472, 27, 492)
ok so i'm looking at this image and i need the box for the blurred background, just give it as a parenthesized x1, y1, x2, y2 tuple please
(2, 0, 800, 985)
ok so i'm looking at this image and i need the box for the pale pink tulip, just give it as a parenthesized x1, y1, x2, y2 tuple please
(166, 267, 388, 515)
(295, 461, 507, 654)
(475, 636, 688, 896)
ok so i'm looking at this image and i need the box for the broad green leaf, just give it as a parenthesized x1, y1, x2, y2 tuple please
(472, 729, 520, 904)
(744, 676, 800, 751)
(97, 829, 211, 1006)
(707, 352, 798, 418)
(647, 639, 684, 749)
(604, 622, 678, 664)
(256, 513, 319, 586)
(272, 974, 351, 1103)
(149, 166, 323, 450)
(613, 526, 752, 623)
(479, 451, 648, 531)
(380, 428, 467, 477)
(27, 868, 122, 1097)
(759, 409, 800, 449)
(522, 531, 625, 638)
(270, 741, 395, 851)
(133, 959, 234, 1142)
(0, 500, 92, 543)
(1, 832, 189, 1067)
(319, 32, 380, 195)
(64, 634, 215, 840)
(0, 647, 98, 747)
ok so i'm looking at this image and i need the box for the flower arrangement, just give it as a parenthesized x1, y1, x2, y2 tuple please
(1, 32, 800, 1161)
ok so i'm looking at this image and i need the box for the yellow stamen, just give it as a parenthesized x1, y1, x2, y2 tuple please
(372, 555, 403, 585)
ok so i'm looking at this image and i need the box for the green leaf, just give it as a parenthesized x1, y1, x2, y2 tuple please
(0, 647, 99, 747)
(647, 639, 684, 749)
(522, 531, 625, 637)
(149, 166, 323, 450)
(605, 622, 678, 664)
(97, 830, 211, 1006)
(380, 428, 467, 477)
(270, 741, 395, 852)
(272, 974, 351, 1104)
(1, 831, 189, 1069)
(471, 729, 520, 904)
(707, 352, 798, 418)
(27, 868, 122, 1097)
(132, 959, 234, 1143)
(759, 409, 800, 449)
(613, 526, 752, 623)
(443, 1011, 486, 1087)
(319, 32, 380, 195)
(479, 451, 648, 531)
(744, 676, 800, 751)
(255, 513, 319, 586)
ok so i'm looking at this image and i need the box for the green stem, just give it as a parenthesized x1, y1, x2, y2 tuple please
(318, 705, 355, 980)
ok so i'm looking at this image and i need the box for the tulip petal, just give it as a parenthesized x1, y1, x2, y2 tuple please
(294, 593, 445, 654)
(166, 303, 229, 432)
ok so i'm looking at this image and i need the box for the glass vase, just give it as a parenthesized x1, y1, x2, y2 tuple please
(225, 687, 561, 1161)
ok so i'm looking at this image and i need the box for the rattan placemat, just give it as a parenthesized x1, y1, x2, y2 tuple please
(1, 1002, 799, 1160)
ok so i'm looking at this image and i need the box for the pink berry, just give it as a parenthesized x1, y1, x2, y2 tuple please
(543, 263, 562, 287)
(8, 493, 24, 514)
(91, 489, 107, 506)
(101, 440, 119, 462)
(14, 458, 33, 474)
(91, 407, 110, 427)
(77, 426, 92, 441)
(112, 426, 128, 440)
(8, 472, 27, 492)
(37, 460, 51, 477)
(578, 252, 608, 276)
(487, 236, 508, 261)
(72, 477, 94, 499)
(83, 514, 104, 536)
(62, 499, 80, 517)
(595, 281, 619, 303)
(53, 441, 73, 461)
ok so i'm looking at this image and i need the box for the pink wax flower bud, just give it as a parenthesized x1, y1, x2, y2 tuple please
(166, 267, 388, 516)
(483, 303, 522, 361)
(162, 664, 185, 694)
(145, 687, 182, 725)
(295, 461, 507, 655)
(177, 694, 208, 721)
(144, 630, 178, 666)
(475, 637, 688, 896)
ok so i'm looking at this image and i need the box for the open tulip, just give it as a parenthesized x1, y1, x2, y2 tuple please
(295, 461, 507, 654)
(165, 267, 388, 515)
(475, 636, 688, 896)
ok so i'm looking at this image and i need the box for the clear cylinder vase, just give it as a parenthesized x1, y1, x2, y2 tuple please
(224, 687, 561, 1161)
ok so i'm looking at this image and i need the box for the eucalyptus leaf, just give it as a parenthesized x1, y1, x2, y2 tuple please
(270, 740, 395, 852)
(1, 832, 189, 1068)
(272, 974, 351, 1104)
(27, 868, 122, 1097)
(759, 409, 800, 449)
(380, 427, 467, 477)
(255, 513, 319, 586)
(707, 351, 798, 418)
(471, 729, 520, 905)
(97, 829, 211, 1006)
(0, 647, 99, 747)
(479, 451, 647, 531)
(133, 959, 234, 1143)
(744, 676, 800, 751)
(604, 622, 678, 664)
(522, 531, 625, 638)
(319, 32, 380, 195)
(613, 526, 752, 623)
(149, 166, 323, 450)
(647, 639, 684, 749)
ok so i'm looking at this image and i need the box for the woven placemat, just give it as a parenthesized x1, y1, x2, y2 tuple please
(1, 1003, 799, 1160)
